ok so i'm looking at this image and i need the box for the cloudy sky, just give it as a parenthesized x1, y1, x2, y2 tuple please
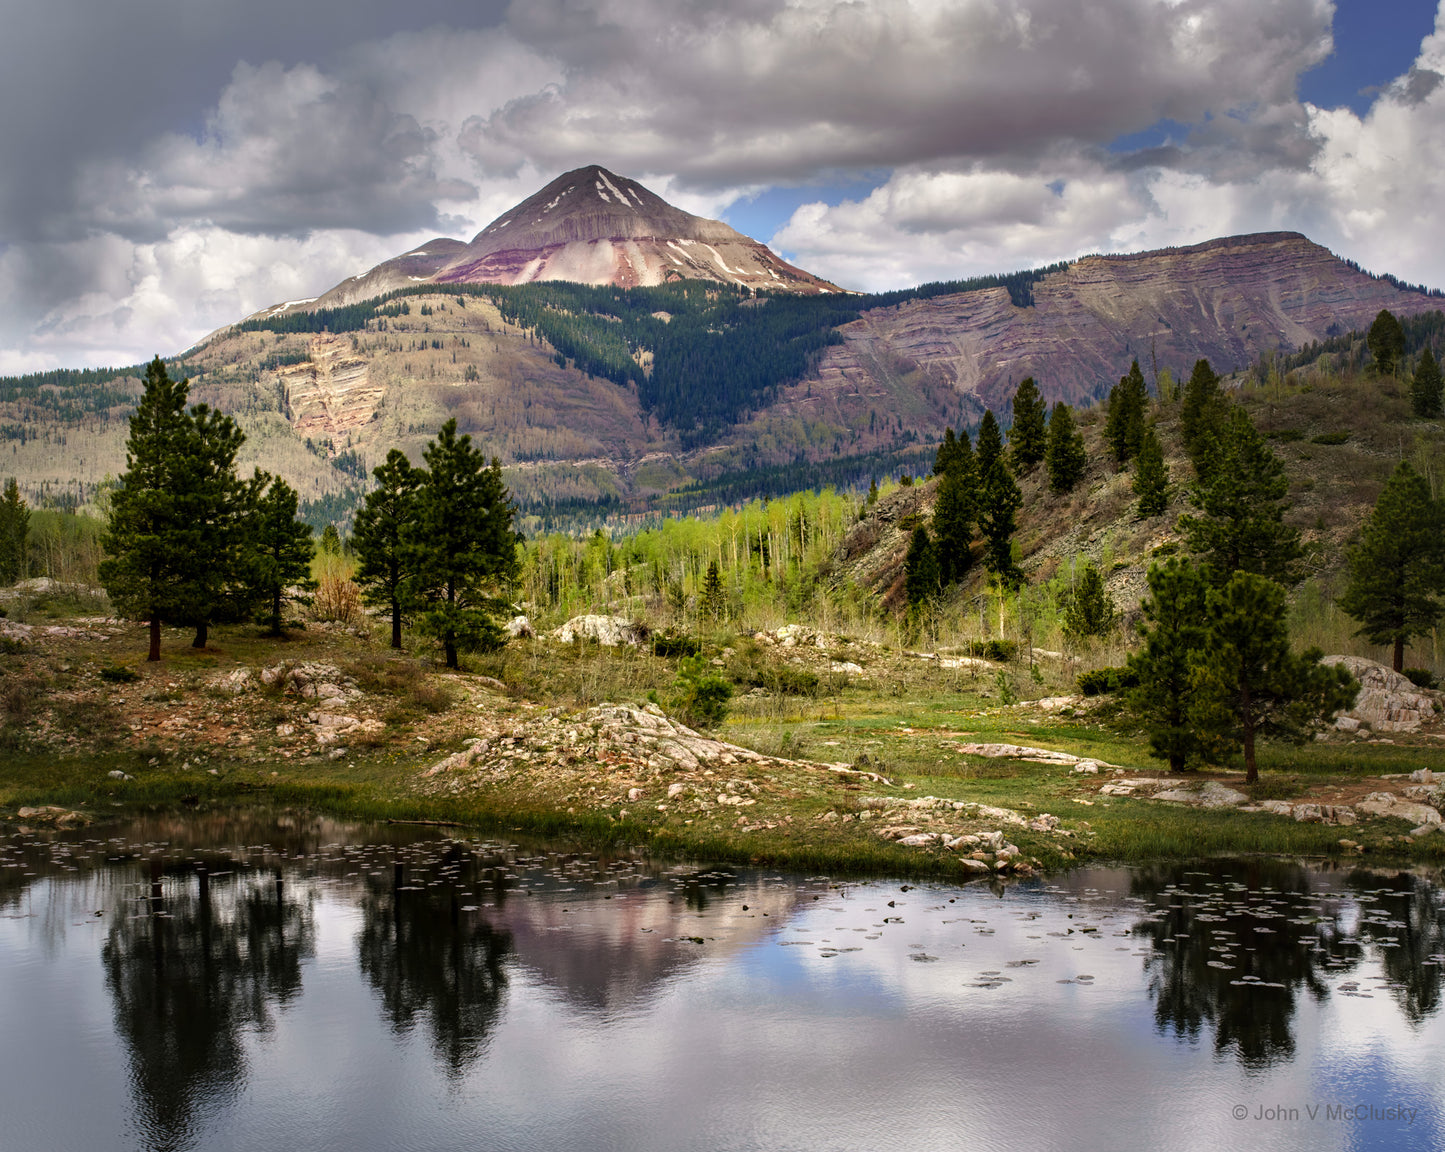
(2, 0, 1443, 372)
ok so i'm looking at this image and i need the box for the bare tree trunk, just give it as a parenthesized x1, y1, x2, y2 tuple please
(391, 599, 403, 649)
(148, 617, 161, 662)
(1394, 635, 1405, 673)
(1242, 686, 1258, 784)
(192, 622, 208, 649)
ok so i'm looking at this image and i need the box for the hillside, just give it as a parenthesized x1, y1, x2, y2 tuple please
(833, 328, 1445, 672)
(1, 212, 1441, 530)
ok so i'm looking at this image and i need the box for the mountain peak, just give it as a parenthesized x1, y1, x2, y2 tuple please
(295, 166, 842, 310)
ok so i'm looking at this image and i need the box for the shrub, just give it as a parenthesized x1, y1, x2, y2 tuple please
(671, 655, 732, 728)
(1403, 666, 1440, 690)
(1267, 429, 1304, 442)
(965, 639, 1019, 662)
(652, 632, 701, 659)
(1078, 666, 1140, 696)
(99, 664, 139, 683)
(1311, 431, 1349, 445)
(312, 573, 362, 624)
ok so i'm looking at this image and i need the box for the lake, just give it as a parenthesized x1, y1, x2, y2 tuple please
(2, 812, 1442, 1151)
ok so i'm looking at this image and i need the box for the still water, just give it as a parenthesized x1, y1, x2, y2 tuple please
(2, 812, 1443, 1152)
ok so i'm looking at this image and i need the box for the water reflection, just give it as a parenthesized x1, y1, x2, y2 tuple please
(1130, 862, 1445, 1069)
(102, 858, 315, 1152)
(4, 817, 1445, 1152)
(357, 844, 511, 1078)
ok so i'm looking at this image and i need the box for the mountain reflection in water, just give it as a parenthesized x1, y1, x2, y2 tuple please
(2, 813, 1443, 1152)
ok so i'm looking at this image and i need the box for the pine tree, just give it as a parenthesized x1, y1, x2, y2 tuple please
(975, 410, 1005, 477)
(1190, 572, 1357, 784)
(934, 427, 961, 477)
(1411, 346, 1444, 418)
(1133, 424, 1169, 517)
(866, 478, 879, 505)
(319, 524, 343, 555)
(352, 449, 423, 649)
(1009, 378, 1047, 472)
(1179, 358, 1227, 474)
(247, 475, 316, 637)
(1368, 309, 1406, 375)
(1062, 564, 1116, 641)
(0, 479, 29, 585)
(701, 559, 726, 622)
(175, 404, 250, 649)
(933, 463, 974, 586)
(406, 420, 520, 669)
(904, 525, 940, 608)
(1045, 401, 1087, 494)
(1104, 360, 1148, 465)
(1337, 461, 1445, 671)
(978, 454, 1022, 587)
(99, 357, 203, 661)
(1127, 559, 1209, 772)
(1180, 406, 1302, 586)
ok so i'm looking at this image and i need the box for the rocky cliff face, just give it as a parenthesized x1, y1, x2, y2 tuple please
(287, 165, 841, 313)
(278, 332, 385, 437)
(817, 233, 1442, 413)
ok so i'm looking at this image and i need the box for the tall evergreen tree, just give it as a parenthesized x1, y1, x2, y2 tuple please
(1179, 358, 1227, 474)
(975, 410, 1005, 477)
(99, 357, 202, 661)
(1368, 309, 1406, 375)
(701, 559, 726, 622)
(1190, 572, 1356, 784)
(1411, 346, 1444, 418)
(176, 404, 250, 649)
(1179, 406, 1302, 586)
(246, 475, 316, 637)
(978, 454, 1022, 587)
(1127, 559, 1209, 772)
(1045, 401, 1087, 494)
(406, 420, 520, 669)
(1009, 378, 1048, 472)
(1104, 360, 1148, 465)
(934, 427, 961, 477)
(352, 449, 424, 649)
(0, 479, 29, 586)
(1133, 423, 1169, 517)
(904, 525, 940, 609)
(1337, 461, 1445, 671)
(1062, 565, 1116, 641)
(933, 463, 974, 586)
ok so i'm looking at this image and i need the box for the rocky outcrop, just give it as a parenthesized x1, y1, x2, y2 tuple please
(1322, 656, 1440, 732)
(816, 232, 1444, 413)
(550, 615, 647, 646)
(277, 331, 384, 437)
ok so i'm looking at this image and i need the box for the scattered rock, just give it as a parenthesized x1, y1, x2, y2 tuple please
(550, 615, 646, 646)
(211, 668, 253, 694)
(952, 742, 1127, 771)
(504, 615, 535, 639)
(1356, 792, 1443, 826)
(1322, 656, 1440, 733)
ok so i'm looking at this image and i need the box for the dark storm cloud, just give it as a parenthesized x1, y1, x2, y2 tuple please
(0, 0, 505, 243)
(464, 0, 1335, 188)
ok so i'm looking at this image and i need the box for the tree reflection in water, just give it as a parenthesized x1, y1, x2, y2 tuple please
(1130, 862, 1445, 1069)
(357, 844, 512, 1079)
(102, 859, 315, 1152)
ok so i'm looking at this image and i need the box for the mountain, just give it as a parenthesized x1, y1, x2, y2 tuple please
(812, 232, 1437, 417)
(4, 200, 1442, 530)
(266, 165, 842, 317)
